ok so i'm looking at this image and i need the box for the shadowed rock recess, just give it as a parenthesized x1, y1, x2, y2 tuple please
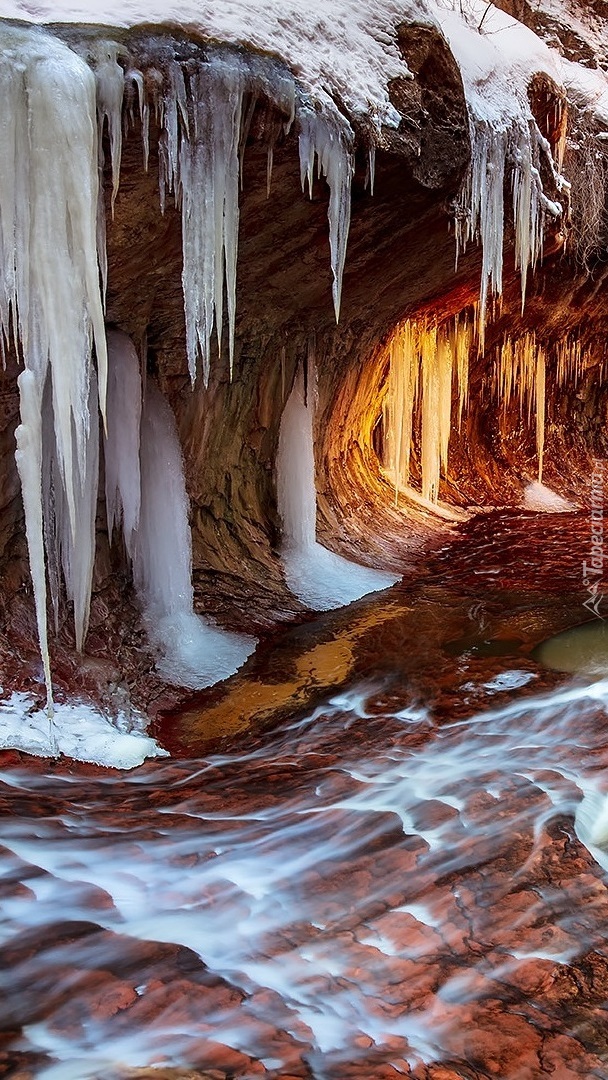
(0, 2, 608, 715)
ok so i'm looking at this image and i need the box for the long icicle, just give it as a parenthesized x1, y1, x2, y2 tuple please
(0, 26, 107, 720)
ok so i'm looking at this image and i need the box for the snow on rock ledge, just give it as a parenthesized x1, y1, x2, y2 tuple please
(0, 692, 167, 767)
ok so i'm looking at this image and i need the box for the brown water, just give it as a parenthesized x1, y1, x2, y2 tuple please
(3, 510, 608, 1080)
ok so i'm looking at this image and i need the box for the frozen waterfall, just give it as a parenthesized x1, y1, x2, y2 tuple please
(104, 332, 256, 689)
(1, 24, 107, 718)
(277, 362, 399, 610)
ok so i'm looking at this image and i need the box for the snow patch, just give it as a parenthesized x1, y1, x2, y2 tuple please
(0, 692, 166, 767)
(523, 481, 574, 512)
(0, 0, 420, 130)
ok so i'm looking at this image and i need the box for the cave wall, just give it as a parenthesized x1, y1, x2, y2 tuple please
(1, 13, 608, 703)
(99, 22, 476, 622)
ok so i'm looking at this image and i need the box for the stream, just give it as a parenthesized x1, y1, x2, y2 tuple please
(3, 510, 608, 1079)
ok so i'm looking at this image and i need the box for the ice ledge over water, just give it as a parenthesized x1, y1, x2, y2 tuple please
(0, 692, 167, 767)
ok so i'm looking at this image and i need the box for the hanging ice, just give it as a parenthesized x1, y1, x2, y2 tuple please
(383, 316, 471, 507)
(277, 358, 398, 610)
(46, 371, 100, 654)
(455, 117, 565, 346)
(435, 0, 566, 347)
(104, 333, 256, 688)
(149, 56, 246, 385)
(298, 100, 354, 322)
(0, 25, 108, 711)
(104, 330, 142, 558)
(495, 332, 546, 481)
(383, 322, 419, 502)
(90, 40, 125, 301)
(15, 372, 54, 727)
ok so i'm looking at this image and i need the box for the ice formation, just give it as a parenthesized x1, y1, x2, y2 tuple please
(298, 101, 354, 322)
(437, 1, 566, 344)
(382, 314, 590, 501)
(454, 121, 563, 344)
(0, 691, 167, 766)
(277, 359, 398, 609)
(1, 24, 107, 717)
(104, 330, 141, 558)
(0, 0, 580, 354)
(174, 57, 245, 383)
(496, 333, 547, 481)
(104, 334, 257, 689)
(0, 18, 366, 710)
(383, 316, 471, 505)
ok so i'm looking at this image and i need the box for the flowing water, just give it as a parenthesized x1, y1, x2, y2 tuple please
(3, 511, 608, 1080)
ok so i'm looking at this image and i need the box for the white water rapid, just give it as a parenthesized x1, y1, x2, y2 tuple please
(3, 676, 608, 1075)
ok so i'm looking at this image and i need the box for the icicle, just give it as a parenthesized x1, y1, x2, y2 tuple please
(92, 42, 124, 214)
(298, 101, 354, 323)
(456, 119, 562, 346)
(178, 57, 245, 383)
(420, 325, 442, 504)
(238, 92, 258, 192)
(1, 25, 108, 697)
(383, 321, 418, 501)
(535, 348, 546, 483)
(90, 42, 124, 303)
(127, 69, 150, 170)
(267, 146, 274, 199)
(437, 333, 453, 474)
(15, 370, 54, 731)
(41, 378, 60, 636)
(277, 356, 397, 609)
(367, 144, 376, 196)
(452, 312, 471, 429)
(57, 372, 100, 653)
(158, 60, 188, 214)
(104, 330, 142, 557)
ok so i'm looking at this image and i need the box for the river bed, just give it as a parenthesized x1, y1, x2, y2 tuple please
(2, 510, 608, 1079)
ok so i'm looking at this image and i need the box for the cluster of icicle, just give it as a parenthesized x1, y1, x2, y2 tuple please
(382, 315, 472, 505)
(455, 119, 566, 348)
(496, 332, 597, 484)
(495, 332, 546, 481)
(0, 26, 108, 725)
(0, 23, 358, 712)
(383, 317, 599, 503)
(124, 45, 354, 380)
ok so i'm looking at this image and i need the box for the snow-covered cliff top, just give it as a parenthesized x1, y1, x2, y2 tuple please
(0, 0, 605, 128)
